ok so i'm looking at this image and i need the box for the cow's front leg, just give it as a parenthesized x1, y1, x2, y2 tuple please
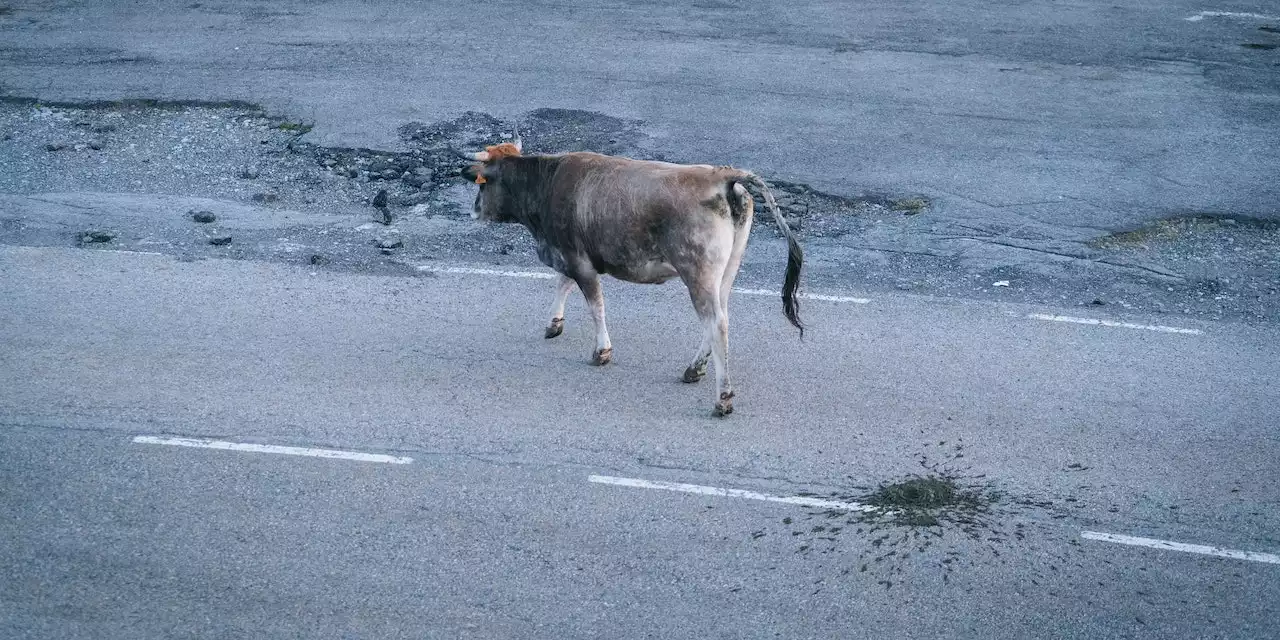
(575, 272, 612, 365)
(545, 274, 576, 339)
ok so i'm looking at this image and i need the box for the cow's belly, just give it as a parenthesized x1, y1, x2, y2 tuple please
(607, 260, 679, 284)
(536, 238, 676, 284)
(535, 239, 569, 273)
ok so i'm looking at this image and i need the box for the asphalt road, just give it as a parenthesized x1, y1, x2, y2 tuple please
(2, 1, 1279, 637)
(1, 246, 1277, 638)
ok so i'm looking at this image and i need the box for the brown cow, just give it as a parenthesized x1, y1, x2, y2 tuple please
(455, 135, 803, 416)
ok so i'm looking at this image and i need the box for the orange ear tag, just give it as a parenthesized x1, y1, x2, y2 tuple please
(474, 174, 487, 184)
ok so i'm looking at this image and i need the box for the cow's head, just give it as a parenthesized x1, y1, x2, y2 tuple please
(455, 135, 523, 222)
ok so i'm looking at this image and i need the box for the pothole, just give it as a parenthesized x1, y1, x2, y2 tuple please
(753, 179, 930, 239)
(1089, 214, 1278, 249)
(1084, 214, 1280, 319)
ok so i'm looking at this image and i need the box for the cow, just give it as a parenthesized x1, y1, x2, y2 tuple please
(453, 134, 803, 417)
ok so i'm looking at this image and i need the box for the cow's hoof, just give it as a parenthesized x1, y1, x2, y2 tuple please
(545, 318, 564, 339)
(591, 348, 613, 366)
(682, 364, 706, 383)
(712, 391, 735, 417)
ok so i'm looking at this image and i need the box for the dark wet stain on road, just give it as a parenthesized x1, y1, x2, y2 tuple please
(755, 440, 1087, 591)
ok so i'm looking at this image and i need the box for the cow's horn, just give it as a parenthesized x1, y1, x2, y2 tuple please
(512, 126, 523, 153)
(446, 145, 489, 162)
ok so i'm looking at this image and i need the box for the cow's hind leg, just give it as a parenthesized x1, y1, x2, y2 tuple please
(684, 270, 733, 416)
(682, 336, 711, 383)
(683, 188, 752, 385)
(545, 274, 576, 339)
(719, 195, 753, 320)
(693, 282, 734, 416)
(575, 271, 613, 365)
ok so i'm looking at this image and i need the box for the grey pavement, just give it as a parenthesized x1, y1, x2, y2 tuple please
(2, 1, 1279, 637)
(1, 246, 1278, 638)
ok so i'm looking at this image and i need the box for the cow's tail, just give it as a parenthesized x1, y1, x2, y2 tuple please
(733, 173, 804, 339)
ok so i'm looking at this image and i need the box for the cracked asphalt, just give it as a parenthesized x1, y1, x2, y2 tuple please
(2, 1, 1279, 638)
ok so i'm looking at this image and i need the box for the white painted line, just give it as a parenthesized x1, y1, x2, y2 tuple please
(132, 435, 413, 464)
(1081, 531, 1280, 565)
(416, 265, 872, 303)
(735, 288, 871, 304)
(416, 265, 557, 279)
(802, 292, 873, 304)
(1186, 10, 1280, 22)
(1028, 313, 1202, 335)
(588, 474, 875, 512)
(92, 249, 167, 256)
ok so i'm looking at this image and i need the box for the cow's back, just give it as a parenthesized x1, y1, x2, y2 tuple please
(544, 153, 739, 279)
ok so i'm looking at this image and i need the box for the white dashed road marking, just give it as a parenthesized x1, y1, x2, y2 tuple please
(417, 265, 871, 303)
(418, 262, 1211, 333)
(64, 251, 1212, 335)
(1028, 313, 1202, 335)
(1186, 11, 1280, 22)
(93, 249, 168, 256)
(734, 288, 871, 304)
(132, 435, 414, 464)
(588, 474, 874, 512)
(417, 265, 558, 279)
(1082, 531, 1280, 565)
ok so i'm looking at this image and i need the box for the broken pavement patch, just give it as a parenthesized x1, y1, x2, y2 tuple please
(77, 230, 114, 244)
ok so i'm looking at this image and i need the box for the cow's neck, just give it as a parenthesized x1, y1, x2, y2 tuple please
(502, 156, 562, 230)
